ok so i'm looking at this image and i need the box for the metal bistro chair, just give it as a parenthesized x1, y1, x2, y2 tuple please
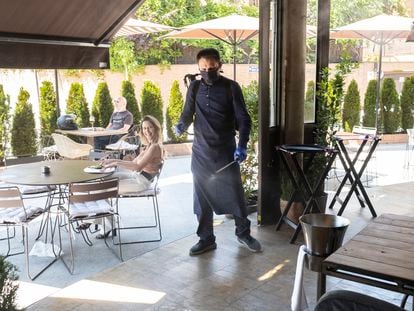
(405, 128, 414, 167)
(57, 178, 122, 274)
(115, 162, 164, 245)
(0, 186, 58, 280)
(52, 133, 93, 160)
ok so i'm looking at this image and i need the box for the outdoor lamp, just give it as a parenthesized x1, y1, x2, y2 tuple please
(406, 22, 414, 42)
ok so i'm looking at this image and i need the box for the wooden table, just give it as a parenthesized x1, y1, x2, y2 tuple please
(319, 213, 414, 309)
(56, 128, 127, 145)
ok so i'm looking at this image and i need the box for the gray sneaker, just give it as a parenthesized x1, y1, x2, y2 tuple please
(237, 235, 262, 252)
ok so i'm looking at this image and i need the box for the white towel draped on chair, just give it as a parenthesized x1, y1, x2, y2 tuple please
(291, 245, 309, 311)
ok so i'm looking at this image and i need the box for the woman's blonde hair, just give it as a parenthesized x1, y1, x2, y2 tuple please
(139, 115, 163, 145)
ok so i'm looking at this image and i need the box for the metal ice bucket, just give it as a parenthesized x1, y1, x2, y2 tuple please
(300, 213, 350, 257)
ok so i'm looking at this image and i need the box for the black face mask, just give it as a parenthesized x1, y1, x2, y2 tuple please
(200, 68, 220, 85)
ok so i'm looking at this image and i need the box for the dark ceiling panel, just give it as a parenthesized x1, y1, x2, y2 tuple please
(0, 0, 145, 68)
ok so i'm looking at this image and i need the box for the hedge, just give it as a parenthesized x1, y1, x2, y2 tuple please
(381, 78, 400, 133)
(166, 80, 186, 142)
(11, 87, 37, 156)
(66, 82, 89, 127)
(121, 80, 141, 125)
(342, 79, 361, 132)
(140, 81, 164, 126)
(39, 81, 57, 145)
(91, 82, 113, 127)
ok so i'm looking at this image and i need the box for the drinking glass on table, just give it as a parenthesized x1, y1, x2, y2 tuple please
(89, 115, 95, 130)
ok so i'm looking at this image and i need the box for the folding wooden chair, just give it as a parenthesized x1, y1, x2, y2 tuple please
(57, 177, 122, 274)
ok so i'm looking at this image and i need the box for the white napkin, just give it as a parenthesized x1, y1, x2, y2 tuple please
(291, 245, 309, 311)
(29, 240, 62, 257)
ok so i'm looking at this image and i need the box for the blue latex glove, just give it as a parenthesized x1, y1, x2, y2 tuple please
(234, 146, 247, 164)
(174, 124, 185, 136)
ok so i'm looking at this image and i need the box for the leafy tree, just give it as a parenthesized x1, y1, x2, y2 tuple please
(0, 256, 19, 311)
(304, 80, 315, 122)
(91, 82, 113, 127)
(141, 81, 164, 127)
(11, 87, 37, 156)
(307, 0, 406, 28)
(110, 37, 141, 80)
(0, 85, 10, 161)
(121, 80, 141, 125)
(362, 80, 377, 127)
(381, 78, 400, 133)
(342, 79, 361, 132)
(66, 82, 90, 128)
(400, 76, 414, 130)
(166, 80, 186, 142)
(39, 81, 57, 144)
(130, 0, 259, 65)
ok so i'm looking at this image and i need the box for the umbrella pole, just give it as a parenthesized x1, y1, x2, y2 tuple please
(233, 32, 237, 80)
(375, 35, 383, 131)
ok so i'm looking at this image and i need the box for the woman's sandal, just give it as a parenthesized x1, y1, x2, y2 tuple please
(96, 229, 117, 239)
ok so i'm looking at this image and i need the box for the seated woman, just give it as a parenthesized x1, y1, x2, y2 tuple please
(96, 115, 163, 239)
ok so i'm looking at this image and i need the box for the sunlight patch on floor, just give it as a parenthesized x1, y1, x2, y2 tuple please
(51, 280, 166, 304)
(16, 281, 60, 309)
(258, 259, 290, 281)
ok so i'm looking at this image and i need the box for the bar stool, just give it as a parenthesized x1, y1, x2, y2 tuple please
(276, 144, 338, 243)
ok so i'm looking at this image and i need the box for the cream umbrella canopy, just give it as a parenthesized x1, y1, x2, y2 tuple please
(114, 18, 174, 37)
(165, 14, 317, 80)
(164, 14, 259, 80)
(331, 14, 414, 129)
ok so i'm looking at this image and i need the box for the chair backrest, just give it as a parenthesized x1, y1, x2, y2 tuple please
(0, 187, 24, 209)
(0, 187, 26, 218)
(52, 133, 93, 159)
(69, 178, 119, 204)
(407, 128, 414, 146)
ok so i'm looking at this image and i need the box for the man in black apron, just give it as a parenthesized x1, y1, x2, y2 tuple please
(175, 48, 262, 255)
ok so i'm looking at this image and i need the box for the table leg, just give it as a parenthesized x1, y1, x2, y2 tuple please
(317, 272, 326, 300)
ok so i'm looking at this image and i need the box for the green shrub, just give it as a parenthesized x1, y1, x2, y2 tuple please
(121, 80, 141, 125)
(0, 85, 10, 161)
(166, 80, 186, 142)
(91, 82, 113, 127)
(39, 81, 57, 144)
(304, 80, 315, 122)
(11, 87, 37, 156)
(66, 82, 90, 127)
(0, 256, 19, 311)
(140, 81, 164, 126)
(342, 79, 361, 132)
(400, 76, 414, 130)
(241, 80, 259, 199)
(381, 78, 400, 133)
(362, 80, 377, 127)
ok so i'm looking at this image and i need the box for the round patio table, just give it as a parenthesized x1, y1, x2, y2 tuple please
(0, 160, 112, 186)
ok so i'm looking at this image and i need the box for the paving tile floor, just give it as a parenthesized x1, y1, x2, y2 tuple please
(1, 142, 414, 310)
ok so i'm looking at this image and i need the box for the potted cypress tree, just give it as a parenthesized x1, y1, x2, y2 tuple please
(91, 82, 113, 127)
(39, 81, 57, 146)
(167, 80, 187, 143)
(0, 85, 10, 165)
(362, 80, 377, 128)
(342, 79, 361, 132)
(66, 82, 90, 128)
(121, 80, 141, 126)
(400, 76, 414, 131)
(11, 87, 37, 157)
(140, 81, 163, 126)
(381, 78, 400, 134)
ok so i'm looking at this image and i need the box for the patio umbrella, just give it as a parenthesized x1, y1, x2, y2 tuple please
(164, 14, 259, 80)
(114, 18, 174, 37)
(330, 14, 414, 129)
(165, 14, 318, 80)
